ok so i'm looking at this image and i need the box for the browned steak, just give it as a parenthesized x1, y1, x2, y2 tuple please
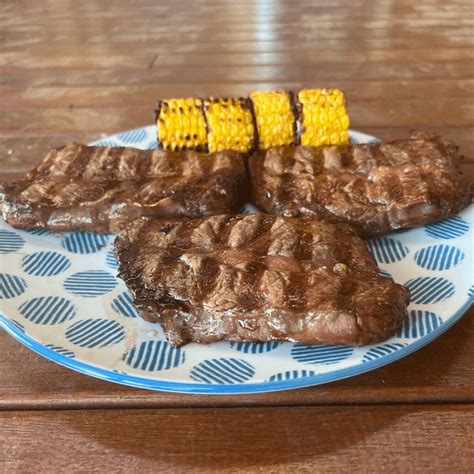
(249, 132, 472, 238)
(0, 144, 247, 233)
(115, 214, 409, 347)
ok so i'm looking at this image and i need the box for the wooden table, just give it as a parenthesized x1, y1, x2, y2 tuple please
(1, 0, 473, 471)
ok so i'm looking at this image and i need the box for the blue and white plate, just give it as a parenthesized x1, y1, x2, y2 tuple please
(1, 126, 472, 394)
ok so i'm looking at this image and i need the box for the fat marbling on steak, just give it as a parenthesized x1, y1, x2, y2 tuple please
(115, 214, 409, 347)
(0, 144, 247, 233)
(249, 132, 472, 238)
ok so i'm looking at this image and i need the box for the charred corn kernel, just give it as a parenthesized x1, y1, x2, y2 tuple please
(250, 91, 295, 150)
(204, 97, 255, 153)
(298, 89, 350, 146)
(155, 88, 350, 152)
(156, 98, 207, 151)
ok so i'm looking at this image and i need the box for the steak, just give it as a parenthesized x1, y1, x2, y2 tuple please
(249, 131, 472, 238)
(0, 144, 247, 233)
(115, 214, 409, 347)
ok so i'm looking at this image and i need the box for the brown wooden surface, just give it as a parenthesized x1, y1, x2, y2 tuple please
(2, 406, 473, 472)
(1, 0, 473, 471)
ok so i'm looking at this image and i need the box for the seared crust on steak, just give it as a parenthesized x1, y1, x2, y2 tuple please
(115, 214, 409, 346)
(249, 132, 472, 237)
(0, 144, 247, 233)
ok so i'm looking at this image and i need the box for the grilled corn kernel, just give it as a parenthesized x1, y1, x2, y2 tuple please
(298, 89, 349, 146)
(157, 98, 207, 151)
(155, 88, 350, 152)
(250, 91, 295, 150)
(204, 98, 255, 153)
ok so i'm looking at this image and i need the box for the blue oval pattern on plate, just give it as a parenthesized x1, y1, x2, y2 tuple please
(379, 268, 392, 279)
(414, 245, 464, 271)
(267, 370, 316, 382)
(366, 237, 409, 264)
(25, 229, 50, 236)
(147, 141, 158, 150)
(190, 358, 255, 384)
(0, 230, 24, 254)
(123, 341, 185, 371)
(44, 344, 75, 358)
(22, 251, 71, 276)
(64, 270, 117, 297)
(65, 319, 125, 348)
(291, 344, 354, 365)
(93, 138, 116, 147)
(0, 273, 27, 299)
(111, 291, 139, 318)
(19, 296, 77, 325)
(117, 128, 148, 144)
(425, 216, 469, 239)
(229, 341, 279, 354)
(396, 310, 442, 339)
(405, 277, 455, 304)
(62, 232, 110, 254)
(106, 250, 119, 270)
(469, 286, 474, 299)
(362, 343, 406, 363)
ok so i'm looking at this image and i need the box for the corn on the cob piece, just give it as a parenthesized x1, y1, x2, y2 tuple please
(156, 98, 207, 151)
(155, 88, 350, 152)
(204, 97, 255, 153)
(298, 89, 350, 146)
(249, 91, 296, 150)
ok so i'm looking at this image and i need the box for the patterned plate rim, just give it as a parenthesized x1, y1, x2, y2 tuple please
(1, 298, 472, 394)
(1, 126, 472, 394)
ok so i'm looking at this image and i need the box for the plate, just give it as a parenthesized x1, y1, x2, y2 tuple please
(1, 126, 472, 394)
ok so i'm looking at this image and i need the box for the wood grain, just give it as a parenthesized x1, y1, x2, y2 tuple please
(2, 62, 473, 88)
(1, 0, 473, 470)
(1, 405, 473, 472)
(2, 79, 473, 109)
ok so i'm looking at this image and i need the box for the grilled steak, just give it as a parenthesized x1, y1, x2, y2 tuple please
(115, 214, 409, 347)
(249, 131, 472, 238)
(0, 144, 247, 233)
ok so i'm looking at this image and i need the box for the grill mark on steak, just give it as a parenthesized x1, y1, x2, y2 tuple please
(249, 131, 472, 237)
(115, 214, 409, 347)
(1, 144, 247, 233)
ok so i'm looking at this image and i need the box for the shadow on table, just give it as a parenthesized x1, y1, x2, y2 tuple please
(64, 404, 411, 469)
(60, 316, 471, 469)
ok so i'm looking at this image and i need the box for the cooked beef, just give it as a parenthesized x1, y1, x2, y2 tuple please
(0, 144, 247, 233)
(115, 214, 409, 347)
(249, 131, 472, 238)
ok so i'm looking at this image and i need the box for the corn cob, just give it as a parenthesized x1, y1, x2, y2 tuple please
(156, 98, 207, 151)
(155, 88, 349, 152)
(297, 89, 350, 147)
(249, 91, 296, 149)
(204, 97, 255, 153)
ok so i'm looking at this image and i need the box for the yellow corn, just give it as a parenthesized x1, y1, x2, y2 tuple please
(204, 97, 255, 153)
(249, 91, 295, 150)
(157, 98, 207, 151)
(298, 89, 350, 146)
(155, 88, 350, 152)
